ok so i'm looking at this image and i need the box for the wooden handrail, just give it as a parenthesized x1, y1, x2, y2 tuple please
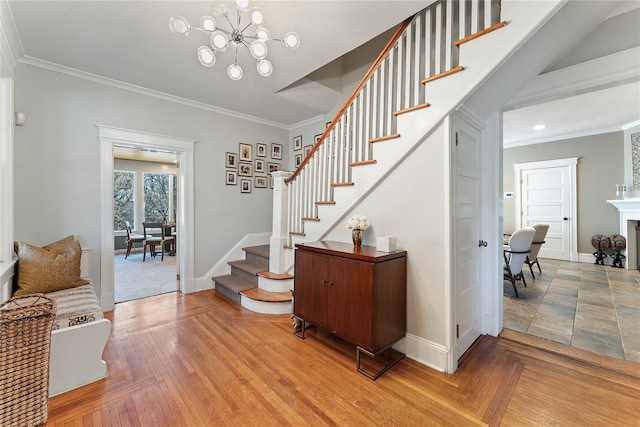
(285, 16, 414, 184)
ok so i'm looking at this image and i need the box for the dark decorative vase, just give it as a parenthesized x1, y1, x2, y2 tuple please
(352, 229, 363, 248)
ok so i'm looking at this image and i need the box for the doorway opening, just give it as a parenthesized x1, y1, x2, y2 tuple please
(98, 125, 195, 311)
(113, 150, 180, 303)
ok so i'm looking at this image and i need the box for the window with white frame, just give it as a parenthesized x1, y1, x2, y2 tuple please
(113, 170, 135, 231)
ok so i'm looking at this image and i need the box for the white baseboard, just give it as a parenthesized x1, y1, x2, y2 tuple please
(393, 333, 449, 373)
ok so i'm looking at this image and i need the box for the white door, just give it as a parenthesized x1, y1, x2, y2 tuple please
(515, 158, 577, 261)
(453, 116, 483, 364)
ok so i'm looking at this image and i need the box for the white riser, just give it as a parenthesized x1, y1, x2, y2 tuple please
(258, 276, 294, 293)
(241, 296, 292, 315)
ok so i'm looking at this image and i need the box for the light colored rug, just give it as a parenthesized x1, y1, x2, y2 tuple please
(114, 251, 177, 303)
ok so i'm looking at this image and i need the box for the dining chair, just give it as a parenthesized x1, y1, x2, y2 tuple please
(124, 220, 144, 259)
(142, 222, 175, 262)
(525, 224, 549, 278)
(504, 227, 535, 297)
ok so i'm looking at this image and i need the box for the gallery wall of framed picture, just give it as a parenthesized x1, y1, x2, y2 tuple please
(225, 142, 280, 193)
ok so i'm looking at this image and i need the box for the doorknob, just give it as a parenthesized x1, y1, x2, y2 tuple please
(478, 240, 488, 247)
(563, 217, 568, 221)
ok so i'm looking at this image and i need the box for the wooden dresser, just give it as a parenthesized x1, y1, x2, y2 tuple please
(293, 241, 407, 379)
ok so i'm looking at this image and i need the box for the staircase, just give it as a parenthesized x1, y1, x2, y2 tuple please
(212, 245, 293, 314)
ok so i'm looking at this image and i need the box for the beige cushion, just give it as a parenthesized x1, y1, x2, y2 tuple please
(14, 235, 89, 296)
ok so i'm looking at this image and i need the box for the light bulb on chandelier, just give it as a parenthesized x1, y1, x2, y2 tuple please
(169, 0, 300, 81)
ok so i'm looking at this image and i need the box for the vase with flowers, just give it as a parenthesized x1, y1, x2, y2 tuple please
(345, 214, 370, 248)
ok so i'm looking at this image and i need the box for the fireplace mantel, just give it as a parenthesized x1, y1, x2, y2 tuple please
(607, 198, 640, 269)
(607, 198, 640, 212)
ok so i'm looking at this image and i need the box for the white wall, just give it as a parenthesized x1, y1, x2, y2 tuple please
(324, 123, 451, 348)
(13, 64, 288, 296)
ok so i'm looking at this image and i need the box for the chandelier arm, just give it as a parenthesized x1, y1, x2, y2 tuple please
(224, 14, 235, 30)
(240, 22, 252, 33)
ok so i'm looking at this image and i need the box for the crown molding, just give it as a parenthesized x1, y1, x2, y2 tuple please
(288, 114, 326, 131)
(18, 55, 291, 130)
(503, 125, 623, 149)
(0, 1, 22, 78)
(505, 47, 640, 110)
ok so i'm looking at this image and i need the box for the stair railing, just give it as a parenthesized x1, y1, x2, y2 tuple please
(282, 0, 501, 242)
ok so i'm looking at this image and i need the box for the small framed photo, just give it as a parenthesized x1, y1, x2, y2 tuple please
(239, 143, 252, 162)
(268, 162, 280, 173)
(293, 135, 302, 151)
(225, 170, 237, 185)
(240, 179, 252, 193)
(255, 159, 265, 173)
(271, 143, 282, 159)
(256, 143, 267, 158)
(225, 152, 237, 169)
(270, 176, 275, 189)
(238, 162, 253, 177)
(295, 154, 302, 168)
(314, 134, 322, 143)
(304, 145, 312, 157)
(255, 176, 268, 188)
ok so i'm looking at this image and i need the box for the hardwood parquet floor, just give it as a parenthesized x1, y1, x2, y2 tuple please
(45, 290, 640, 426)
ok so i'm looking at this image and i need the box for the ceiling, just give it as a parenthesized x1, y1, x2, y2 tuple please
(7, 0, 427, 127)
(5, 0, 640, 143)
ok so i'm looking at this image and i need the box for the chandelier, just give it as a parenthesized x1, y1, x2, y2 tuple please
(169, 0, 300, 81)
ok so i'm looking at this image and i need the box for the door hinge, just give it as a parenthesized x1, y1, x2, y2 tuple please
(455, 132, 459, 146)
(456, 324, 459, 339)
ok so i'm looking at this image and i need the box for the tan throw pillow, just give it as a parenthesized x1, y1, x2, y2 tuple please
(14, 235, 89, 296)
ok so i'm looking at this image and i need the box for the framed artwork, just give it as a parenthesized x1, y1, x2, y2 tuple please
(240, 179, 252, 193)
(271, 143, 282, 160)
(225, 152, 237, 169)
(326, 121, 331, 128)
(255, 159, 265, 173)
(293, 135, 302, 151)
(295, 154, 302, 168)
(238, 162, 253, 177)
(239, 143, 252, 162)
(256, 143, 267, 158)
(314, 134, 322, 143)
(304, 145, 312, 156)
(270, 176, 275, 189)
(255, 176, 268, 188)
(225, 170, 237, 185)
(268, 162, 280, 173)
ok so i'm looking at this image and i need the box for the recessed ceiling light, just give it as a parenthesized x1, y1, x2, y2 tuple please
(533, 124, 546, 131)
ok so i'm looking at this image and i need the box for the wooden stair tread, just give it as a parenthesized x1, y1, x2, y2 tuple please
(420, 66, 464, 84)
(369, 134, 400, 143)
(258, 271, 294, 280)
(302, 217, 320, 221)
(228, 259, 268, 275)
(315, 201, 336, 205)
(393, 103, 429, 116)
(331, 182, 354, 187)
(455, 21, 507, 46)
(211, 274, 255, 293)
(239, 287, 292, 303)
(349, 159, 376, 167)
(290, 231, 306, 236)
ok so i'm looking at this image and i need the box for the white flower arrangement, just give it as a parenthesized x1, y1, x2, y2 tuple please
(345, 214, 370, 230)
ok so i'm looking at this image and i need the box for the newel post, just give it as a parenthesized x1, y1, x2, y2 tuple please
(270, 171, 292, 274)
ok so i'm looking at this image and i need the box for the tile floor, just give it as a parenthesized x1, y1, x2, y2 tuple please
(503, 258, 640, 362)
